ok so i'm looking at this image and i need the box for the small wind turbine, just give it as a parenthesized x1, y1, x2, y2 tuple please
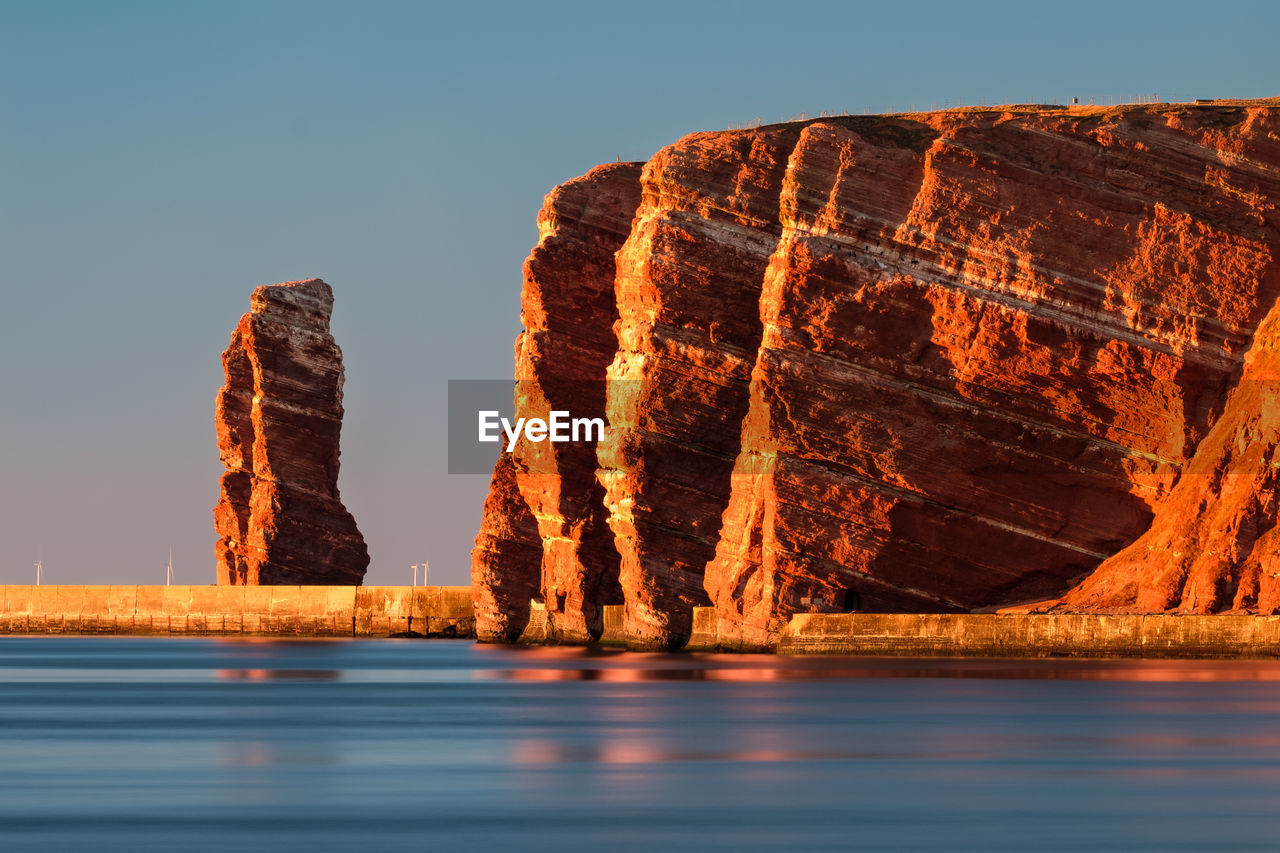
(166, 546, 174, 586)
(34, 559, 42, 586)
(410, 564, 419, 586)
(422, 560, 430, 586)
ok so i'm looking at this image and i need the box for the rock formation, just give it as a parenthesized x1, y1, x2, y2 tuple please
(1060, 298, 1280, 613)
(471, 163, 640, 641)
(215, 278, 369, 585)
(474, 99, 1280, 648)
(471, 453, 544, 642)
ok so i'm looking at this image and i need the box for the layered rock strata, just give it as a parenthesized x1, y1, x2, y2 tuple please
(471, 454, 543, 641)
(474, 100, 1280, 648)
(215, 278, 369, 585)
(1059, 298, 1280, 613)
(599, 127, 802, 647)
(471, 163, 641, 641)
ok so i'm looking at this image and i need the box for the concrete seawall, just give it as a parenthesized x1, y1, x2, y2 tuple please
(8, 588, 1280, 657)
(777, 612, 1280, 658)
(0, 585, 474, 637)
(516, 603, 1280, 657)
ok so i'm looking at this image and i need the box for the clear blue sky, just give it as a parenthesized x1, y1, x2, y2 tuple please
(1, 0, 1275, 586)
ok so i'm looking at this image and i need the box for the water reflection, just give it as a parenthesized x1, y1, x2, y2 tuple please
(6, 638, 1280, 852)
(218, 740, 339, 768)
(475, 648, 1280, 683)
(216, 669, 340, 682)
(507, 738, 979, 765)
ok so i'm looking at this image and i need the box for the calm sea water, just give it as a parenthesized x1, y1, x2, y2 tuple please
(3, 639, 1280, 852)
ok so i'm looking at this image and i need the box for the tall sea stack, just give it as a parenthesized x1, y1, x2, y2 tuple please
(214, 278, 369, 585)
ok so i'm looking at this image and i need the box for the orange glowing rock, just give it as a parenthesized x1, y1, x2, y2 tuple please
(214, 279, 369, 585)
(471, 164, 641, 641)
(474, 100, 1280, 648)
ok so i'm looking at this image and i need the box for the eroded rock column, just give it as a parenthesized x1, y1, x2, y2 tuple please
(214, 278, 369, 585)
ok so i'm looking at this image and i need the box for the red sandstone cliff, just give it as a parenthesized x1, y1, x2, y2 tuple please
(474, 99, 1280, 648)
(471, 163, 640, 642)
(215, 279, 369, 585)
(1060, 298, 1280, 613)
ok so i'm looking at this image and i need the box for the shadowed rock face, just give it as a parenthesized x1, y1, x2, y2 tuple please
(471, 453, 543, 643)
(214, 278, 369, 585)
(474, 101, 1280, 648)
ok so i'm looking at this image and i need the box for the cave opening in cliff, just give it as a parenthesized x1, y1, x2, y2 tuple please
(840, 588, 862, 613)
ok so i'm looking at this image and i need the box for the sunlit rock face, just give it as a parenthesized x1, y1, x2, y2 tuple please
(475, 101, 1280, 648)
(471, 163, 642, 642)
(214, 278, 369, 585)
(1060, 298, 1280, 615)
